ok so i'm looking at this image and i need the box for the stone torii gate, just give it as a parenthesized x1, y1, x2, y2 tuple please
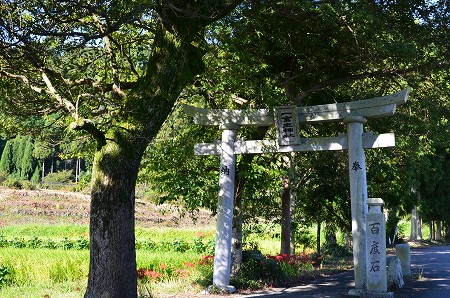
(183, 88, 409, 293)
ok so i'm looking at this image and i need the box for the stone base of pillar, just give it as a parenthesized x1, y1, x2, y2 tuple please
(347, 289, 366, 296)
(205, 284, 236, 294)
(344, 290, 393, 298)
(361, 292, 394, 298)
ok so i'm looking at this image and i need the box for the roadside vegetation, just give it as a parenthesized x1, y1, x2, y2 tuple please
(0, 223, 355, 297)
(1, 187, 447, 297)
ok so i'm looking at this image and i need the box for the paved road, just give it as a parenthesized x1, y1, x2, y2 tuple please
(397, 245, 450, 297)
(236, 245, 450, 297)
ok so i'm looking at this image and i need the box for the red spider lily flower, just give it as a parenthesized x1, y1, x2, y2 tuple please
(199, 255, 214, 265)
(144, 270, 161, 281)
(184, 262, 195, 268)
(159, 263, 167, 269)
(176, 269, 190, 278)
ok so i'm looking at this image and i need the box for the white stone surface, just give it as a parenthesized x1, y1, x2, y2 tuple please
(184, 88, 409, 126)
(395, 244, 411, 277)
(387, 257, 404, 289)
(185, 89, 409, 293)
(346, 118, 368, 290)
(296, 88, 409, 122)
(183, 104, 273, 127)
(194, 133, 396, 156)
(366, 198, 387, 293)
(213, 128, 237, 287)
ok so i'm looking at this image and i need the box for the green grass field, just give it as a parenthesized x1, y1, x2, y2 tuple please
(0, 224, 220, 297)
(5, 219, 428, 296)
(0, 222, 318, 297)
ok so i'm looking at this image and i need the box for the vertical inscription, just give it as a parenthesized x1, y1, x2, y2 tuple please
(275, 106, 299, 146)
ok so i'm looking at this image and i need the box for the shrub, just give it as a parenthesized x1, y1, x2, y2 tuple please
(10, 237, 26, 248)
(191, 237, 206, 253)
(0, 171, 8, 184)
(0, 235, 8, 247)
(231, 250, 285, 289)
(43, 170, 74, 184)
(75, 172, 92, 192)
(59, 237, 73, 250)
(140, 239, 157, 250)
(322, 242, 352, 258)
(26, 236, 42, 249)
(74, 236, 89, 250)
(2, 178, 23, 189)
(172, 238, 189, 252)
(20, 180, 36, 190)
(0, 265, 14, 288)
(42, 239, 58, 249)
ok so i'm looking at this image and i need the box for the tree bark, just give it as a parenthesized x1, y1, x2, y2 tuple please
(281, 152, 296, 255)
(417, 216, 423, 239)
(436, 221, 442, 241)
(316, 221, 321, 255)
(280, 178, 291, 254)
(410, 205, 418, 241)
(289, 185, 296, 255)
(85, 136, 146, 298)
(325, 227, 337, 245)
(429, 221, 434, 240)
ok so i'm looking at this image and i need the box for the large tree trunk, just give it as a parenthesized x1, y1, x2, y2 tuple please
(83, 13, 215, 295)
(289, 185, 296, 255)
(85, 136, 146, 298)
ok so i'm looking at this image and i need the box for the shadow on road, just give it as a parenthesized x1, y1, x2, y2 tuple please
(236, 245, 450, 298)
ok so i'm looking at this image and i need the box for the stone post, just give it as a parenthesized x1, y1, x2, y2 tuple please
(345, 116, 368, 291)
(395, 244, 411, 277)
(212, 126, 238, 292)
(366, 198, 388, 294)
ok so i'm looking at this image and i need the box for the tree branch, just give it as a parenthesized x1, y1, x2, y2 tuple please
(92, 14, 126, 99)
(70, 118, 106, 147)
(40, 71, 76, 114)
(292, 59, 450, 103)
(0, 70, 44, 93)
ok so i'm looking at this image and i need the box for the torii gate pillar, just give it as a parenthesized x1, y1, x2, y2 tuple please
(345, 116, 369, 291)
(213, 125, 238, 292)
